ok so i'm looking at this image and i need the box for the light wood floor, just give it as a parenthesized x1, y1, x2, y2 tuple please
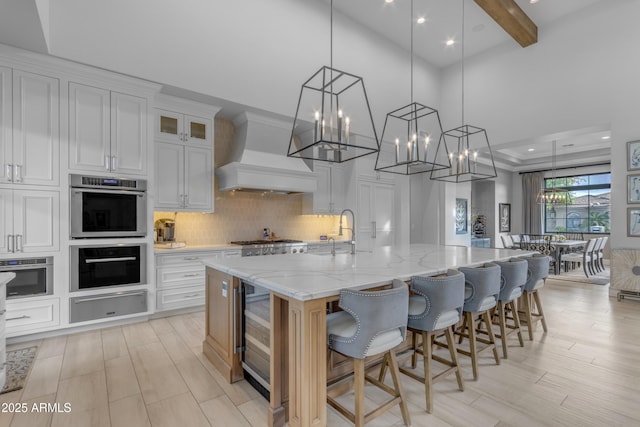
(1, 277, 639, 427)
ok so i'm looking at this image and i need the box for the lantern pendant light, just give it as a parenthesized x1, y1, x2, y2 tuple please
(536, 140, 569, 204)
(375, 0, 451, 175)
(287, 0, 379, 163)
(430, 0, 497, 183)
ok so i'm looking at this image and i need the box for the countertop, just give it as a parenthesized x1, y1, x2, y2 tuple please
(201, 244, 534, 301)
(153, 239, 352, 253)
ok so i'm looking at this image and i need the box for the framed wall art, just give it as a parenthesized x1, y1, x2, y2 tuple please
(455, 198, 467, 234)
(628, 174, 640, 203)
(499, 203, 511, 233)
(628, 207, 640, 236)
(628, 140, 640, 171)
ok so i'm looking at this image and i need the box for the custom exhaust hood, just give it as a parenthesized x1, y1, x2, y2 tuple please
(216, 112, 317, 194)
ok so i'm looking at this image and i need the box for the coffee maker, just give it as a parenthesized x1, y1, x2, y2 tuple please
(154, 218, 176, 242)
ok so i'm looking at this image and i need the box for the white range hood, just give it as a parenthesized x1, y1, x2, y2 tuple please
(216, 112, 317, 194)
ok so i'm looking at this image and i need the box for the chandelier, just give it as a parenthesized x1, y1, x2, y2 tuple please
(375, 0, 450, 175)
(287, 0, 379, 163)
(537, 140, 569, 204)
(430, 0, 497, 183)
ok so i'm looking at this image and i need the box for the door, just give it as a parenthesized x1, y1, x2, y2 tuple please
(356, 178, 395, 252)
(111, 92, 147, 175)
(12, 70, 59, 185)
(155, 109, 184, 143)
(69, 82, 111, 173)
(0, 67, 11, 184)
(13, 190, 59, 253)
(155, 142, 184, 209)
(184, 115, 211, 146)
(184, 146, 212, 211)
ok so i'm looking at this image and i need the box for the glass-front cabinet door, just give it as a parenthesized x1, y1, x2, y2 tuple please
(156, 110, 211, 146)
(184, 115, 211, 146)
(156, 109, 183, 143)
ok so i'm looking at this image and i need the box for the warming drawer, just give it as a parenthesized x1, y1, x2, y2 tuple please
(69, 290, 147, 323)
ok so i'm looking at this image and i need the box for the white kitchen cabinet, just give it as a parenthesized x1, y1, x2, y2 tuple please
(0, 69, 59, 186)
(0, 188, 59, 254)
(69, 82, 147, 175)
(356, 177, 395, 252)
(302, 163, 347, 214)
(155, 249, 224, 311)
(5, 296, 60, 337)
(155, 109, 212, 146)
(155, 142, 212, 211)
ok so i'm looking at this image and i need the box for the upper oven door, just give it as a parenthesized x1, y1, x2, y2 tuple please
(70, 188, 147, 238)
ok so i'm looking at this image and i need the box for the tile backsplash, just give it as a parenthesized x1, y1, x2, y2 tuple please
(154, 190, 341, 245)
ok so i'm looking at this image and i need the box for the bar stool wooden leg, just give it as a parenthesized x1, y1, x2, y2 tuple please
(533, 291, 548, 333)
(481, 310, 501, 365)
(445, 326, 464, 391)
(354, 358, 365, 427)
(497, 301, 508, 358)
(388, 350, 411, 426)
(422, 331, 433, 413)
(523, 293, 534, 340)
(467, 312, 479, 380)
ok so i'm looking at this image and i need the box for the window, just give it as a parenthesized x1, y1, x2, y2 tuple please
(543, 172, 610, 233)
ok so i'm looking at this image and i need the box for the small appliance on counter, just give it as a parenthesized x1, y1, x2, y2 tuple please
(154, 218, 176, 242)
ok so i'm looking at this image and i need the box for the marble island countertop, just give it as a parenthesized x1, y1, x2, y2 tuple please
(201, 244, 534, 301)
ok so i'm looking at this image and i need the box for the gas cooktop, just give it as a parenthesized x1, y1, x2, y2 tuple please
(230, 239, 303, 245)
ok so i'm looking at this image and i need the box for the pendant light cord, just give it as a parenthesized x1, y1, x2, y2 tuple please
(330, 0, 333, 72)
(410, 0, 414, 104)
(461, 0, 465, 127)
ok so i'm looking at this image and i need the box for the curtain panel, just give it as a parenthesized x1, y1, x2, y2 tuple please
(522, 172, 544, 234)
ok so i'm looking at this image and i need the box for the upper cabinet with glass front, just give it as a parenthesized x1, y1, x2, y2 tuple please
(156, 109, 211, 146)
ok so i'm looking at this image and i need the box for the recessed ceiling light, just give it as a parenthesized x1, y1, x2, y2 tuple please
(601, 135, 611, 140)
(527, 148, 535, 152)
(445, 38, 455, 46)
(530, 0, 539, 4)
(416, 16, 426, 24)
(385, 0, 394, 3)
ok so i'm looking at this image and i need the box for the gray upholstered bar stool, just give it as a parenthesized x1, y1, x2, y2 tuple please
(454, 263, 501, 380)
(493, 259, 528, 358)
(399, 269, 465, 413)
(519, 254, 550, 340)
(326, 279, 411, 427)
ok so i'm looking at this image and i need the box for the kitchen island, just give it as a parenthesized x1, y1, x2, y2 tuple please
(201, 244, 534, 427)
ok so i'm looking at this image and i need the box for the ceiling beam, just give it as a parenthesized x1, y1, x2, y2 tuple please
(474, 0, 537, 47)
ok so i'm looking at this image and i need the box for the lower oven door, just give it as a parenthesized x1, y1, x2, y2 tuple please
(70, 244, 146, 291)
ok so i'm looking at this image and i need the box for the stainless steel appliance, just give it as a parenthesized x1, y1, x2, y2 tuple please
(154, 218, 176, 242)
(229, 239, 307, 257)
(70, 174, 147, 239)
(70, 243, 146, 292)
(69, 289, 147, 323)
(0, 257, 52, 298)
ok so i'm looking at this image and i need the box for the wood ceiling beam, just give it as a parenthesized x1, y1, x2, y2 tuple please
(474, 0, 538, 47)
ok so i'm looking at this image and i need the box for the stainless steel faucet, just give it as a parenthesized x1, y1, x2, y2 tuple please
(339, 209, 356, 254)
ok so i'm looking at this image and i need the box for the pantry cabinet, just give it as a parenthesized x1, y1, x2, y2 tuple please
(356, 177, 395, 252)
(0, 68, 59, 186)
(0, 188, 59, 254)
(69, 82, 147, 175)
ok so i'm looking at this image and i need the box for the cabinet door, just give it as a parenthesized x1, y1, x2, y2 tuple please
(329, 164, 346, 214)
(155, 109, 184, 144)
(12, 189, 59, 253)
(184, 114, 212, 146)
(12, 70, 59, 185)
(0, 67, 11, 184)
(69, 82, 111, 173)
(0, 189, 12, 254)
(356, 180, 374, 252)
(154, 142, 184, 209)
(111, 92, 147, 175)
(184, 146, 212, 211)
(356, 179, 395, 252)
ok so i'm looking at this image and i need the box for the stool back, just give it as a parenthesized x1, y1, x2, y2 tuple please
(458, 263, 501, 313)
(330, 279, 409, 359)
(521, 254, 550, 292)
(408, 269, 464, 331)
(495, 258, 528, 302)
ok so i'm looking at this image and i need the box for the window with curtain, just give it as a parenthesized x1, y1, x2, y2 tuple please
(543, 172, 610, 233)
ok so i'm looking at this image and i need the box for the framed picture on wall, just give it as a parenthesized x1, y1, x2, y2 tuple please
(455, 198, 467, 234)
(628, 174, 640, 203)
(628, 140, 640, 170)
(628, 207, 640, 236)
(499, 203, 511, 233)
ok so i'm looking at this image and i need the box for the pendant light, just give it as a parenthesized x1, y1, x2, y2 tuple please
(430, 0, 497, 183)
(536, 140, 568, 204)
(288, 0, 379, 163)
(375, 0, 450, 175)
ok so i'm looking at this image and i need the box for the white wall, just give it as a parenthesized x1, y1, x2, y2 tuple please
(439, 0, 640, 255)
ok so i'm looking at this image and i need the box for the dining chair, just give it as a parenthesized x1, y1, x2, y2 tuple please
(561, 238, 597, 277)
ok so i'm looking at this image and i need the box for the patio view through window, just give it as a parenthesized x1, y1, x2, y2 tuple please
(543, 172, 611, 234)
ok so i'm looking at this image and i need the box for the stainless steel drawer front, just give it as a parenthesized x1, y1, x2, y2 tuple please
(69, 290, 147, 323)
